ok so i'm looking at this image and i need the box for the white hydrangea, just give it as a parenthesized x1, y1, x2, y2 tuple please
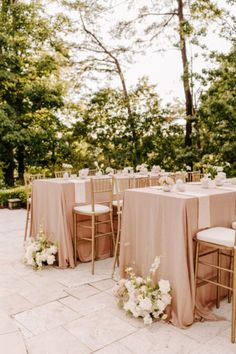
(139, 297, 153, 312)
(113, 256, 171, 325)
(24, 229, 57, 269)
(143, 314, 153, 325)
(158, 279, 171, 294)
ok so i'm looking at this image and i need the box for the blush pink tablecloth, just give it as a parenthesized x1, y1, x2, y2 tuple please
(30, 178, 112, 268)
(119, 184, 236, 328)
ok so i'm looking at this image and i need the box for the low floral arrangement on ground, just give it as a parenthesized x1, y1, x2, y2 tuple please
(24, 228, 58, 270)
(113, 257, 171, 325)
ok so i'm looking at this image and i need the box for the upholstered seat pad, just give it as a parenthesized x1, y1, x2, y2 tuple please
(74, 204, 110, 215)
(197, 227, 235, 247)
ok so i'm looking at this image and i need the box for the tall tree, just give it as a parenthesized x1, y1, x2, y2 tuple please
(62, 0, 143, 166)
(197, 44, 236, 176)
(113, 0, 224, 152)
(0, 0, 70, 185)
(72, 78, 184, 170)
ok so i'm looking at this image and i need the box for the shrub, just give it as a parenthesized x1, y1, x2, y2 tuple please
(0, 186, 27, 208)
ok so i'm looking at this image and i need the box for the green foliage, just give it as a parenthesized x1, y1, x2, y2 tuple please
(72, 79, 186, 171)
(197, 44, 236, 176)
(0, 1, 70, 186)
(0, 186, 27, 207)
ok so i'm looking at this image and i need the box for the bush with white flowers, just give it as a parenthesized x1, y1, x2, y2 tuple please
(24, 228, 58, 269)
(113, 257, 171, 325)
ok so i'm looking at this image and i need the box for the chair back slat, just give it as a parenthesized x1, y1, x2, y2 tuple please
(90, 177, 114, 211)
(55, 171, 71, 178)
(135, 176, 149, 188)
(149, 175, 161, 186)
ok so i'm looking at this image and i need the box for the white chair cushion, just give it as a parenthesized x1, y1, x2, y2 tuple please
(74, 204, 110, 215)
(232, 221, 236, 230)
(112, 199, 123, 207)
(197, 227, 235, 248)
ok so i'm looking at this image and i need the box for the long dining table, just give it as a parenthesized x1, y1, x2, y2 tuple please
(30, 178, 113, 268)
(119, 182, 236, 328)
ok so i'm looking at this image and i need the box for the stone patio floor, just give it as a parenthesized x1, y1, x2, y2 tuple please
(0, 208, 236, 353)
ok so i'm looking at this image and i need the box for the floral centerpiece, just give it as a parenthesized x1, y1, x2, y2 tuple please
(113, 257, 171, 325)
(136, 163, 148, 174)
(105, 167, 114, 175)
(151, 165, 161, 174)
(122, 166, 133, 174)
(24, 228, 58, 270)
(62, 163, 73, 170)
(159, 176, 174, 191)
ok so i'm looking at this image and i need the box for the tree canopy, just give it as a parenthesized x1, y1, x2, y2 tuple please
(0, 0, 235, 186)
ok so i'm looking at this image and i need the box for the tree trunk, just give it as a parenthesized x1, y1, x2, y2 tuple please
(177, 0, 194, 148)
(3, 146, 15, 187)
(17, 146, 25, 183)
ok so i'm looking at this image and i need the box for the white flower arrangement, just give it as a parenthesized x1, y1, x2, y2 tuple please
(62, 163, 73, 170)
(136, 163, 148, 173)
(113, 256, 171, 325)
(151, 165, 161, 174)
(122, 166, 133, 174)
(105, 167, 114, 174)
(159, 176, 174, 186)
(24, 228, 58, 270)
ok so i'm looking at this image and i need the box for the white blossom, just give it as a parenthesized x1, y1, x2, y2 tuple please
(143, 314, 153, 325)
(139, 298, 152, 312)
(113, 256, 171, 325)
(158, 279, 171, 294)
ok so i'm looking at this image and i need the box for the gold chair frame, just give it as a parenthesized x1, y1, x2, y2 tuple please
(24, 172, 45, 241)
(195, 229, 236, 343)
(112, 176, 133, 277)
(73, 177, 115, 274)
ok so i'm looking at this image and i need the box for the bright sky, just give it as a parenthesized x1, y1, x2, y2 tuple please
(45, 0, 235, 105)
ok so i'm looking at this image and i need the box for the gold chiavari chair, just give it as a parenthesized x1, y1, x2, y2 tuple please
(88, 169, 97, 176)
(149, 175, 161, 186)
(112, 175, 133, 277)
(174, 172, 187, 183)
(24, 172, 45, 241)
(187, 171, 203, 182)
(73, 176, 115, 274)
(195, 222, 236, 343)
(55, 171, 70, 178)
(135, 176, 149, 188)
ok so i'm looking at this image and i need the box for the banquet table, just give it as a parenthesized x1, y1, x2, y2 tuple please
(119, 182, 236, 328)
(30, 178, 112, 268)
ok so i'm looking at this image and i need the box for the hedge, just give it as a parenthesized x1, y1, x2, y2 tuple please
(0, 186, 27, 208)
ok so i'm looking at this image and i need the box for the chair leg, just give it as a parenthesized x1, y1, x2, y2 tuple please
(216, 249, 221, 308)
(91, 215, 95, 275)
(73, 213, 77, 265)
(24, 202, 30, 242)
(228, 250, 233, 303)
(116, 212, 121, 267)
(112, 213, 121, 278)
(110, 211, 115, 250)
(231, 248, 236, 343)
(194, 241, 200, 314)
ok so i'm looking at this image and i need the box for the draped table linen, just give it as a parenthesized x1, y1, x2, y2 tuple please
(119, 183, 236, 328)
(30, 178, 112, 268)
